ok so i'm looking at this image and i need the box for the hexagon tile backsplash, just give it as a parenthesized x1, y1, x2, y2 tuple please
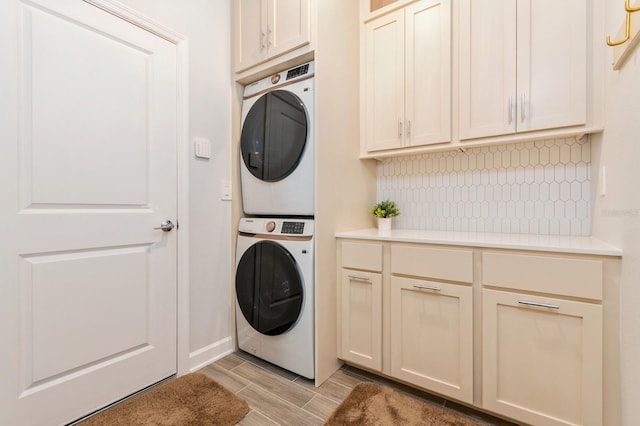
(377, 138, 591, 236)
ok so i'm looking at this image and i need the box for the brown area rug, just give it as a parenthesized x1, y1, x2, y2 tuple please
(325, 382, 481, 426)
(80, 372, 249, 426)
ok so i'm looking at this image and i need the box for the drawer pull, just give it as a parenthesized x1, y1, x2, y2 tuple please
(413, 285, 441, 292)
(518, 300, 560, 310)
(348, 274, 371, 282)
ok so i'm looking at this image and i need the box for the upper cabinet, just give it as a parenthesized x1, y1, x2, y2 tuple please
(363, 0, 451, 153)
(234, 0, 311, 73)
(360, 0, 602, 159)
(458, 0, 587, 140)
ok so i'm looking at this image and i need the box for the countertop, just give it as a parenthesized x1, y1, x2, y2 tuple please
(335, 228, 622, 257)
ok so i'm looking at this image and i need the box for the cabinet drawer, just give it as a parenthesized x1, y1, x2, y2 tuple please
(391, 245, 472, 283)
(341, 241, 383, 272)
(482, 252, 602, 300)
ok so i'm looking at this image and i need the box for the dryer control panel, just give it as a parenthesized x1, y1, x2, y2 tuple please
(239, 218, 314, 237)
(243, 62, 315, 98)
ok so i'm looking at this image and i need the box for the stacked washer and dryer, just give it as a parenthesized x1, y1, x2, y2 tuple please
(235, 62, 315, 379)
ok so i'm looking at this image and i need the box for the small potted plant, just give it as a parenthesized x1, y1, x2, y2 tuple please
(370, 200, 400, 233)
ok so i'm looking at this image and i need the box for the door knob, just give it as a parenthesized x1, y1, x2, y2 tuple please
(154, 220, 175, 232)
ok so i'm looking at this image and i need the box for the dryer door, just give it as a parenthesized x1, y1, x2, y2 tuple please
(236, 240, 304, 336)
(240, 90, 308, 182)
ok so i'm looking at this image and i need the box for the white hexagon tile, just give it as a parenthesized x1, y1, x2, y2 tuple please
(377, 138, 591, 236)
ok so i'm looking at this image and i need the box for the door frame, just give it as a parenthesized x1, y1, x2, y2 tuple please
(83, 0, 191, 376)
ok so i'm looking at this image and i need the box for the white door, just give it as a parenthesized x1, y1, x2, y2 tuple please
(0, 1, 178, 425)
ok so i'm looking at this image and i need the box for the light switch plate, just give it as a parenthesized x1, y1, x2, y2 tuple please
(194, 138, 211, 159)
(221, 180, 232, 201)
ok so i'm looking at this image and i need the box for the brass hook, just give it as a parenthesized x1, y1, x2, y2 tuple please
(626, 0, 640, 13)
(607, 12, 631, 46)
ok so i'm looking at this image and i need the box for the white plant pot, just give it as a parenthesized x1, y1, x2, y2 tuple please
(377, 217, 392, 234)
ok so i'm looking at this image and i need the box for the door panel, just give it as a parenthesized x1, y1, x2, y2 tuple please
(26, 248, 149, 382)
(27, 7, 148, 205)
(1, 1, 178, 424)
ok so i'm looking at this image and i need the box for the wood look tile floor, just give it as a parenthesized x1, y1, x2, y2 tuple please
(199, 351, 517, 426)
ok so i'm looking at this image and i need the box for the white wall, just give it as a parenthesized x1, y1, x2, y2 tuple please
(116, 0, 233, 366)
(591, 4, 640, 425)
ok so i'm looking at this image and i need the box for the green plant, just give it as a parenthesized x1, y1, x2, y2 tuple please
(370, 200, 400, 218)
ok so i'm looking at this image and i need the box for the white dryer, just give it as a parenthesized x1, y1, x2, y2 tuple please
(240, 62, 314, 216)
(235, 217, 314, 379)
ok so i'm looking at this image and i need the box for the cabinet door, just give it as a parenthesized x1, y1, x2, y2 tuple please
(482, 289, 602, 426)
(458, 0, 516, 140)
(517, 0, 586, 132)
(405, 0, 451, 147)
(364, 9, 405, 152)
(459, 0, 587, 139)
(340, 270, 382, 371)
(235, 0, 267, 71)
(390, 276, 473, 403)
(267, 0, 310, 59)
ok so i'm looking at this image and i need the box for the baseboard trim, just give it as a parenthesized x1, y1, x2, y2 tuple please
(188, 336, 234, 372)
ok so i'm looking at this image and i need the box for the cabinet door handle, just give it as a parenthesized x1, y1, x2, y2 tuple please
(348, 274, 371, 282)
(508, 96, 513, 124)
(407, 120, 412, 138)
(521, 93, 526, 122)
(518, 300, 560, 310)
(267, 25, 272, 47)
(398, 119, 403, 138)
(413, 285, 441, 292)
(260, 31, 266, 49)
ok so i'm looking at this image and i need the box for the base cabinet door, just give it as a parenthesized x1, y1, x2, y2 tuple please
(482, 288, 602, 426)
(340, 269, 382, 371)
(390, 276, 473, 403)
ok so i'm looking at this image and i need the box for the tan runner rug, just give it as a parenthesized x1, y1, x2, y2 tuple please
(79, 372, 249, 426)
(325, 382, 481, 425)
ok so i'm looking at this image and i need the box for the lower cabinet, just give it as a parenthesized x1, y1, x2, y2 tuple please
(482, 251, 604, 426)
(339, 241, 383, 371)
(482, 289, 602, 426)
(390, 276, 473, 403)
(336, 239, 613, 426)
(340, 269, 382, 371)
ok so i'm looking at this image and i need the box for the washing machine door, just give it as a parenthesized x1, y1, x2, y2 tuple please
(241, 90, 308, 182)
(236, 240, 304, 336)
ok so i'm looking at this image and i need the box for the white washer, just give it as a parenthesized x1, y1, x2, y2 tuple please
(235, 217, 314, 379)
(240, 62, 314, 216)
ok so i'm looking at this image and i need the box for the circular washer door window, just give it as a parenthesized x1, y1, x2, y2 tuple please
(236, 241, 304, 336)
(240, 90, 308, 182)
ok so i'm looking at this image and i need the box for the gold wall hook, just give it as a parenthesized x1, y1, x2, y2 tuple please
(626, 0, 640, 13)
(607, 12, 631, 46)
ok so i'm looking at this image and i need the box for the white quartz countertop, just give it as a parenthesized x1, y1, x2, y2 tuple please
(335, 228, 622, 257)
